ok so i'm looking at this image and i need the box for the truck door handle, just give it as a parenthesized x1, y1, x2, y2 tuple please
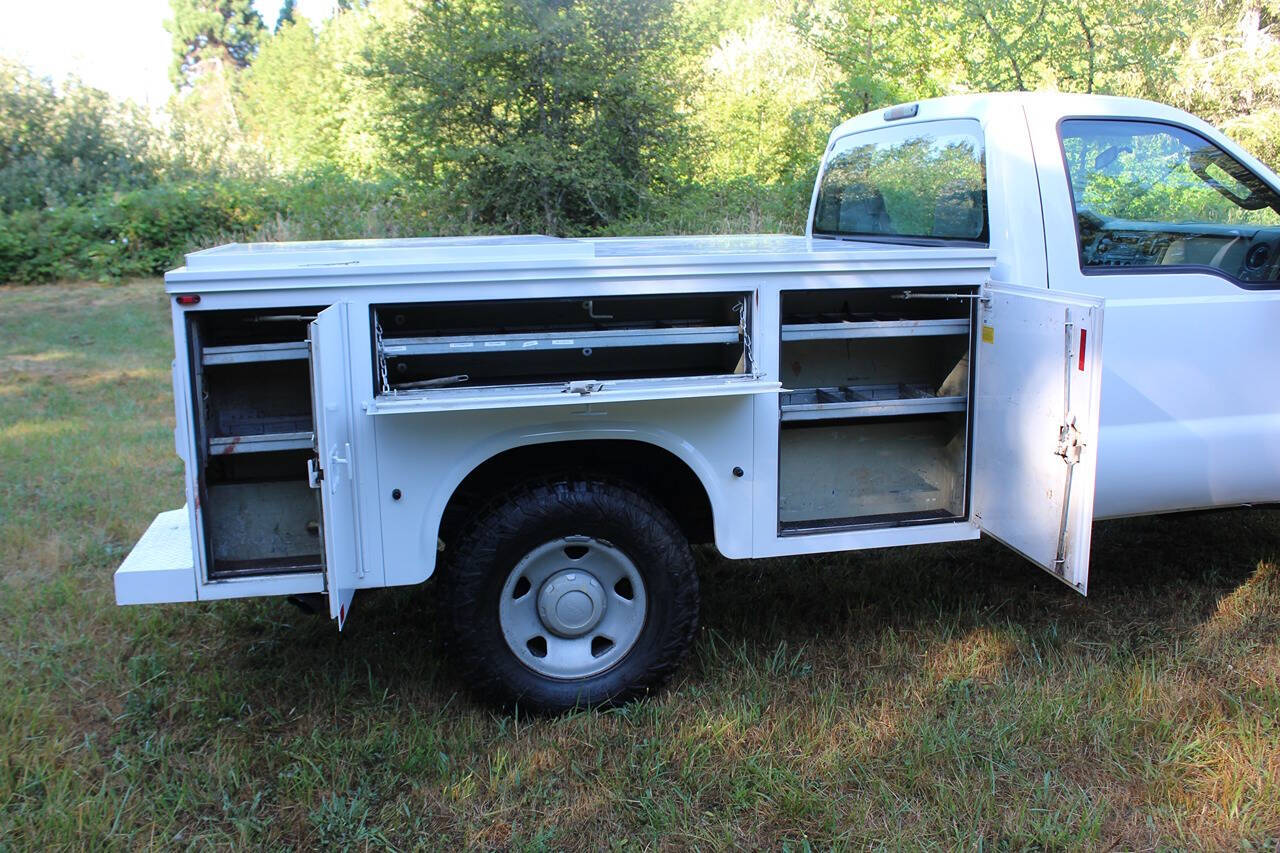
(327, 443, 352, 493)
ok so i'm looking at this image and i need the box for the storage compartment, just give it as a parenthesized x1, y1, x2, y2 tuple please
(203, 361, 313, 451)
(777, 287, 974, 531)
(205, 477, 321, 576)
(779, 415, 967, 530)
(779, 336, 969, 420)
(372, 293, 750, 395)
(189, 310, 322, 580)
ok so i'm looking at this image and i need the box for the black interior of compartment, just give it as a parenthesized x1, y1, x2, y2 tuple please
(781, 287, 972, 324)
(385, 343, 744, 388)
(376, 293, 744, 338)
(203, 361, 313, 437)
(205, 447, 314, 484)
(198, 306, 324, 347)
(373, 292, 749, 391)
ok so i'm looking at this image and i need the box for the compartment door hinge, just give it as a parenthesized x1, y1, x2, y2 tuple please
(1051, 299, 1087, 576)
(1052, 413, 1084, 575)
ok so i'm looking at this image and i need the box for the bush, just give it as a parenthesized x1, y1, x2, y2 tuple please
(0, 172, 440, 284)
(591, 175, 815, 237)
(0, 60, 160, 215)
(0, 183, 274, 283)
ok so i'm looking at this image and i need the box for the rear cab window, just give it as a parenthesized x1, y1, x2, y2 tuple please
(1060, 118, 1280, 284)
(812, 119, 988, 246)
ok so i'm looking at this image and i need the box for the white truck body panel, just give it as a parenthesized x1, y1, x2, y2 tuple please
(117, 94, 1280, 627)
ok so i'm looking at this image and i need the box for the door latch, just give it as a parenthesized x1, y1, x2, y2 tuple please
(307, 457, 323, 488)
(1055, 413, 1084, 466)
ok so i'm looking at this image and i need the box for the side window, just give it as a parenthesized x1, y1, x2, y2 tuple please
(1061, 119, 1280, 282)
(813, 119, 988, 245)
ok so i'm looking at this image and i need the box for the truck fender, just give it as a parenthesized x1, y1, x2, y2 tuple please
(417, 419, 742, 575)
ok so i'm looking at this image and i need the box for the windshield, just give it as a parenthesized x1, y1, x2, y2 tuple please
(812, 119, 988, 245)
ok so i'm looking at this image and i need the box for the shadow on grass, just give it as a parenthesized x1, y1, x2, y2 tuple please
(201, 507, 1279, 720)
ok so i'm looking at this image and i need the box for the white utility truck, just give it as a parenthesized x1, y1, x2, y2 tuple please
(117, 94, 1280, 711)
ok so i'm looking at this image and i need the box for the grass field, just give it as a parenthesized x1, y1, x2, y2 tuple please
(1, 281, 1278, 849)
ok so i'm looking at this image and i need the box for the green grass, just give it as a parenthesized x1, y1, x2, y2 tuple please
(1, 281, 1278, 849)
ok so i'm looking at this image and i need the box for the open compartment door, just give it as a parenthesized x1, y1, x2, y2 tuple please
(309, 303, 361, 628)
(972, 284, 1104, 593)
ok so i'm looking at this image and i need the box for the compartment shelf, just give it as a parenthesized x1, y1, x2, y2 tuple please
(203, 341, 309, 365)
(780, 383, 966, 421)
(209, 431, 314, 455)
(381, 324, 740, 357)
(780, 317, 968, 341)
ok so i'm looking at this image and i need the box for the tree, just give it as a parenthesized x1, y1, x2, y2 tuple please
(276, 0, 297, 32)
(943, 0, 1188, 97)
(1170, 1, 1280, 168)
(367, 0, 690, 234)
(791, 0, 950, 114)
(794, 0, 1188, 117)
(238, 2, 400, 177)
(691, 15, 841, 183)
(166, 0, 266, 88)
(0, 60, 158, 213)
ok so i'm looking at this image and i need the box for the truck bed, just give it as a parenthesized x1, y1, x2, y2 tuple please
(167, 234, 995, 289)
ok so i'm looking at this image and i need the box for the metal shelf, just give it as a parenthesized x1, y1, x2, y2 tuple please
(380, 324, 741, 357)
(203, 341, 309, 365)
(780, 384, 966, 422)
(209, 431, 314, 455)
(780, 317, 969, 341)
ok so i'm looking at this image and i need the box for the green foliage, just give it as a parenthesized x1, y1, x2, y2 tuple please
(942, 0, 1189, 97)
(689, 16, 841, 184)
(0, 183, 264, 283)
(166, 0, 267, 87)
(0, 172, 419, 284)
(237, 4, 396, 177)
(1169, 1, 1280, 168)
(0, 61, 158, 214)
(367, 0, 690, 234)
(276, 0, 297, 32)
(792, 0, 947, 113)
(7, 0, 1280, 286)
(794, 0, 1189, 115)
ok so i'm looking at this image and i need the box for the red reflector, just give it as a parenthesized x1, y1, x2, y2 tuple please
(175, 294, 201, 306)
(1078, 329, 1087, 371)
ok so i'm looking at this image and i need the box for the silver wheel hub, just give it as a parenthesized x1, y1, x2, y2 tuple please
(499, 536, 647, 680)
(537, 570, 606, 637)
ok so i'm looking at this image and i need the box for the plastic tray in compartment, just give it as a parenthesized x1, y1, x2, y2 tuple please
(780, 383, 967, 421)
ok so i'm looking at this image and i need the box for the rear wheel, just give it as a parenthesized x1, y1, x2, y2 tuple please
(440, 477, 700, 713)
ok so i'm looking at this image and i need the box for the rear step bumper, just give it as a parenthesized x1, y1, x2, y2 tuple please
(115, 507, 198, 605)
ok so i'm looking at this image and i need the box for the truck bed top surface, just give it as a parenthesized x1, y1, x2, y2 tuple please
(169, 233, 995, 291)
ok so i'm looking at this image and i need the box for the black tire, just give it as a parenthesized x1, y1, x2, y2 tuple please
(439, 477, 700, 713)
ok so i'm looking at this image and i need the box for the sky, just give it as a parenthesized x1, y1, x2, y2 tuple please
(0, 0, 338, 109)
